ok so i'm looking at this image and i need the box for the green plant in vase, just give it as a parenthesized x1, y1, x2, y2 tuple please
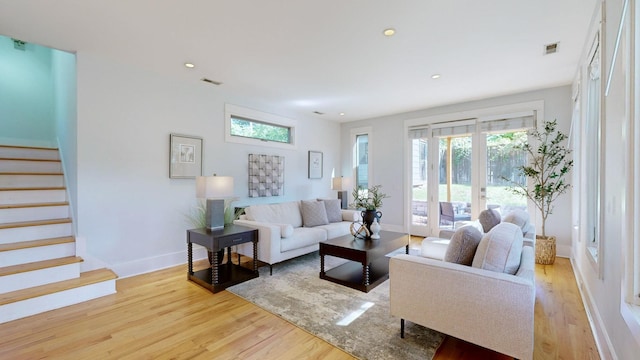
(350, 184, 389, 235)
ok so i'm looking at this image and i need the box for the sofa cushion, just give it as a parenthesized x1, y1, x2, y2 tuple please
(280, 227, 327, 252)
(301, 200, 329, 227)
(322, 199, 343, 223)
(245, 201, 303, 228)
(472, 222, 524, 275)
(315, 221, 351, 239)
(277, 223, 294, 238)
(502, 209, 530, 232)
(478, 209, 501, 233)
(444, 225, 483, 266)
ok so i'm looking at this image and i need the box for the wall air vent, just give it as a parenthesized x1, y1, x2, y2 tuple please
(201, 78, 223, 86)
(544, 42, 559, 55)
(313, 111, 324, 115)
(12, 38, 26, 51)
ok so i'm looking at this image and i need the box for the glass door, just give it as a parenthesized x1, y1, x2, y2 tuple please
(484, 131, 528, 215)
(410, 138, 429, 235)
(437, 135, 473, 229)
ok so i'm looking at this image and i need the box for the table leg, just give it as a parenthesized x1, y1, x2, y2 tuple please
(212, 251, 220, 285)
(188, 242, 193, 275)
(252, 240, 258, 273)
(320, 253, 325, 276)
(363, 263, 370, 286)
(406, 244, 409, 254)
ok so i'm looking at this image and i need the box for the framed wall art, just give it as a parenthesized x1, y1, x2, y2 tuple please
(169, 133, 203, 178)
(248, 154, 285, 197)
(308, 150, 323, 179)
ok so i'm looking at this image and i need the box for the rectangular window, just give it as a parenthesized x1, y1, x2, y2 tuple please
(356, 134, 369, 189)
(230, 116, 291, 144)
(225, 104, 296, 149)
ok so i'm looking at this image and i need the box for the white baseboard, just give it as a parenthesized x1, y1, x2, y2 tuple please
(570, 258, 617, 359)
(557, 244, 572, 258)
(110, 246, 208, 279)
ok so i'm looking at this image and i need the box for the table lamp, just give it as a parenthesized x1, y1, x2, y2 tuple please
(332, 176, 350, 209)
(196, 175, 234, 230)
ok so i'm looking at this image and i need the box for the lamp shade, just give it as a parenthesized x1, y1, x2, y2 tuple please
(331, 177, 343, 190)
(196, 176, 234, 199)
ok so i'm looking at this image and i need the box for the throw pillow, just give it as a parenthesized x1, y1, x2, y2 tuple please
(443, 225, 483, 266)
(301, 200, 329, 227)
(502, 209, 530, 232)
(478, 209, 501, 233)
(323, 199, 343, 223)
(472, 222, 524, 275)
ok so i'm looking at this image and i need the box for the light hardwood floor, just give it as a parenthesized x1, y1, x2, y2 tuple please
(0, 244, 600, 359)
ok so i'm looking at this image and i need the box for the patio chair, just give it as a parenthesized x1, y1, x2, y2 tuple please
(439, 201, 471, 228)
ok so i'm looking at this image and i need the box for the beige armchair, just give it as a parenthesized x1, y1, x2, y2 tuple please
(390, 236, 535, 360)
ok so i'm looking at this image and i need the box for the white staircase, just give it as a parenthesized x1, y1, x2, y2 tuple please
(0, 145, 117, 324)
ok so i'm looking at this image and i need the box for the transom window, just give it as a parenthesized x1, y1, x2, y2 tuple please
(225, 104, 296, 149)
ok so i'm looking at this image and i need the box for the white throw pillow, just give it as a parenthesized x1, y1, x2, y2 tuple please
(276, 223, 294, 238)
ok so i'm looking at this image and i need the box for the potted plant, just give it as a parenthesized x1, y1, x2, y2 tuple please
(350, 184, 389, 233)
(503, 119, 573, 264)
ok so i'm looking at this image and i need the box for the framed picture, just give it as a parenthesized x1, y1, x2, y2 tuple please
(308, 151, 323, 179)
(169, 133, 203, 178)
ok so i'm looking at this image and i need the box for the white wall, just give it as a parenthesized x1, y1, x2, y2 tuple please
(570, 1, 640, 359)
(52, 50, 78, 224)
(340, 86, 574, 254)
(0, 35, 55, 146)
(75, 52, 341, 277)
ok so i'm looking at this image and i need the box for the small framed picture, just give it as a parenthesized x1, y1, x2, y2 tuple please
(169, 134, 203, 178)
(308, 150, 323, 179)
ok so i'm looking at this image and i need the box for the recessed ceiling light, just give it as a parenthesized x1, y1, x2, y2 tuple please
(383, 28, 395, 37)
(339, 112, 345, 116)
(431, 74, 441, 79)
(184, 62, 195, 68)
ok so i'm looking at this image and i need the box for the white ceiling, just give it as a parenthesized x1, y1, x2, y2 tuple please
(0, 0, 597, 122)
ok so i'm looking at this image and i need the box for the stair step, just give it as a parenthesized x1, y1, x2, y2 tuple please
(0, 236, 75, 252)
(0, 203, 69, 223)
(0, 268, 116, 306)
(0, 173, 64, 188)
(0, 218, 72, 230)
(0, 201, 69, 210)
(0, 256, 82, 277)
(0, 236, 75, 267)
(0, 158, 62, 173)
(0, 145, 59, 161)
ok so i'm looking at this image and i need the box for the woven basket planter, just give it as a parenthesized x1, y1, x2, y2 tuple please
(535, 235, 556, 265)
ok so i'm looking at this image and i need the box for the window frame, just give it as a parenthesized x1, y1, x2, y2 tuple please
(351, 127, 372, 192)
(225, 103, 297, 149)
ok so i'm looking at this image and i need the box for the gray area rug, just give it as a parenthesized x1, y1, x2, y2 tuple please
(227, 251, 445, 360)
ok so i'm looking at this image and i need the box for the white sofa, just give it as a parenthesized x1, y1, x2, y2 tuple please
(390, 222, 535, 360)
(234, 199, 360, 274)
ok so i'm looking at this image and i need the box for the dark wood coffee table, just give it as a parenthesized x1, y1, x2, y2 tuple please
(319, 230, 409, 292)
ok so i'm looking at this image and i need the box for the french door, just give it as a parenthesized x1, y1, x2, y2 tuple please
(409, 117, 531, 236)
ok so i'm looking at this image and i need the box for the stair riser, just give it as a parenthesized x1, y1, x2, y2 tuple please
(0, 175, 64, 188)
(0, 223, 73, 245)
(0, 189, 67, 205)
(0, 262, 80, 293)
(0, 160, 61, 173)
(0, 206, 69, 223)
(0, 148, 59, 161)
(0, 280, 116, 324)
(0, 243, 75, 267)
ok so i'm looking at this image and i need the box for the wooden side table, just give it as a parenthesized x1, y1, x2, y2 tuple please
(187, 224, 258, 293)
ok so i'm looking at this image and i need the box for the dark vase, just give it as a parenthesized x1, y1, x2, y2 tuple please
(361, 209, 382, 237)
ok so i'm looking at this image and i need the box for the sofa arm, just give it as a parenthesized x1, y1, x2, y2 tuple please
(389, 254, 534, 360)
(233, 219, 282, 265)
(341, 209, 361, 222)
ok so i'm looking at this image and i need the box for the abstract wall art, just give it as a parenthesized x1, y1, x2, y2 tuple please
(248, 154, 284, 197)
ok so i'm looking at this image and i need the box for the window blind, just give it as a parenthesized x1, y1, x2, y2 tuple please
(479, 115, 535, 133)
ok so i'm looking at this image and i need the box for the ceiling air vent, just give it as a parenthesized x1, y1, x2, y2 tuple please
(544, 42, 559, 55)
(313, 111, 324, 115)
(12, 38, 26, 51)
(201, 78, 223, 86)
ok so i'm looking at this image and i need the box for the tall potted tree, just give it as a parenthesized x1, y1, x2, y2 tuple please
(504, 119, 573, 264)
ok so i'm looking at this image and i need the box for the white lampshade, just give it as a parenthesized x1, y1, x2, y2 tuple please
(196, 176, 234, 199)
(331, 177, 343, 190)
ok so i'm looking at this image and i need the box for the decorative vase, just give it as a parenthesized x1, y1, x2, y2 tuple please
(361, 209, 382, 236)
(370, 218, 381, 239)
(207, 249, 225, 266)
